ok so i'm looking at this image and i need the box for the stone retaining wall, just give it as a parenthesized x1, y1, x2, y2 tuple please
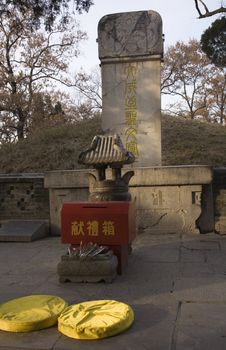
(44, 166, 215, 236)
(213, 168, 226, 234)
(1, 167, 225, 236)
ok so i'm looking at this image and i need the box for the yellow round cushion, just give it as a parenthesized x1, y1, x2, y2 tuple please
(58, 300, 134, 340)
(0, 295, 68, 332)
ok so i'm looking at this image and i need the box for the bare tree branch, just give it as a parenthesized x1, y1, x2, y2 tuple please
(194, 0, 226, 18)
(0, 8, 86, 141)
(161, 39, 226, 121)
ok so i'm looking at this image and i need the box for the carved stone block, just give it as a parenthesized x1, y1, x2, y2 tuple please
(98, 10, 163, 59)
(57, 251, 118, 283)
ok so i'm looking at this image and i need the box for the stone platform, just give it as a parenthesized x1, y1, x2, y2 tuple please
(0, 220, 48, 242)
(1, 232, 226, 349)
(45, 165, 214, 236)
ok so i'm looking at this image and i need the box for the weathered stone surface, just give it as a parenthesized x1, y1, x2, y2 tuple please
(215, 217, 226, 234)
(172, 276, 226, 302)
(98, 10, 163, 167)
(213, 168, 226, 235)
(196, 184, 215, 233)
(0, 326, 61, 350)
(132, 185, 202, 235)
(0, 174, 49, 220)
(45, 166, 214, 236)
(128, 165, 213, 186)
(98, 11, 163, 59)
(57, 252, 118, 283)
(49, 188, 89, 236)
(101, 58, 162, 167)
(0, 220, 48, 242)
(175, 302, 226, 350)
(0, 233, 226, 349)
(45, 165, 213, 188)
(215, 188, 226, 233)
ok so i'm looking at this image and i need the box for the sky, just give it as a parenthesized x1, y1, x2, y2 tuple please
(74, 0, 221, 72)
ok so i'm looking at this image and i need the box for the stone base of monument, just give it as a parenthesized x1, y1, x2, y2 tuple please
(57, 251, 118, 283)
(45, 166, 214, 236)
(0, 220, 49, 242)
(215, 217, 226, 235)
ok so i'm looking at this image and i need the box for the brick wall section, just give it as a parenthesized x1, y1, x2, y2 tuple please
(0, 174, 49, 220)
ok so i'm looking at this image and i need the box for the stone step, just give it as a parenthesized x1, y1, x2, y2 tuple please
(0, 220, 49, 242)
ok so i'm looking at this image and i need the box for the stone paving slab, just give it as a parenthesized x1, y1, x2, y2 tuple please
(0, 233, 226, 349)
(0, 220, 48, 242)
(0, 327, 61, 350)
(172, 275, 226, 303)
(180, 240, 221, 250)
(179, 262, 215, 276)
(174, 302, 226, 350)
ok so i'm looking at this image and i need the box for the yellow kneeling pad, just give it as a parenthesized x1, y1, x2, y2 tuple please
(58, 300, 134, 340)
(0, 295, 67, 332)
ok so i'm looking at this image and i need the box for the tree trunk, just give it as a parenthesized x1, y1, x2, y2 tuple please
(16, 110, 26, 140)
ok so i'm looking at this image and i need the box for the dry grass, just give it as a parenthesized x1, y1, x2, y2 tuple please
(0, 114, 226, 174)
(162, 115, 226, 166)
(0, 117, 102, 173)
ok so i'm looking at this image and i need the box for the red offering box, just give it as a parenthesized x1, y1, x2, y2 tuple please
(61, 201, 136, 245)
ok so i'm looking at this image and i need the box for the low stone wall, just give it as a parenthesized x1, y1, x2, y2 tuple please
(44, 170, 89, 235)
(213, 168, 226, 234)
(44, 166, 214, 236)
(1, 167, 224, 236)
(0, 174, 49, 221)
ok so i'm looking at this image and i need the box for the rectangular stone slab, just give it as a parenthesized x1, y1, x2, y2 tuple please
(98, 10, 163, 167)
(175, 302, 226, 350)
(0, 220, 48, 242)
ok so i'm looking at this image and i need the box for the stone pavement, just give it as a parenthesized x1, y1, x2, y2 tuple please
(1, 232, 226, 349)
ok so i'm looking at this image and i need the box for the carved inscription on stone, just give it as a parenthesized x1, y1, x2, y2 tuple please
(98, 10, 163, 59)
(152, 190, 163, 206)
(124, 63, 139, 157)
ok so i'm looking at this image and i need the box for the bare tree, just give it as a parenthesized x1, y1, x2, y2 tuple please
(161, 40, 210, 119)
(205, 68, 226, 124)
(0, 7, 86, 142)
(73, 67, 102, 111)
(161, 39, 226, 122)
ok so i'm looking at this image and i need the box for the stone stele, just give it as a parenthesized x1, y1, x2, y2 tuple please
(98, 10, 163, 167)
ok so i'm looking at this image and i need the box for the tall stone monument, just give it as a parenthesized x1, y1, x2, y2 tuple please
(98, 10, 163, 167)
